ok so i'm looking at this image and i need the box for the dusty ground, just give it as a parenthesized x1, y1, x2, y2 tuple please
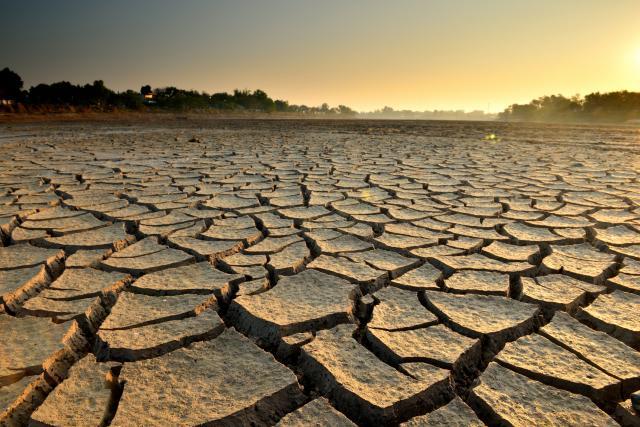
(1, 119, 639, 426)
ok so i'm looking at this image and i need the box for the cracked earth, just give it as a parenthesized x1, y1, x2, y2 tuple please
(1, 120, 640, 426)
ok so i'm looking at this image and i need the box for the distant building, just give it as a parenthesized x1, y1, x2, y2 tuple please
(140, 85, 155, 104)
(142, 93, 156, 105)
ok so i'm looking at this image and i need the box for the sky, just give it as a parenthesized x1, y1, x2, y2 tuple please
(1, 0, 639, 112)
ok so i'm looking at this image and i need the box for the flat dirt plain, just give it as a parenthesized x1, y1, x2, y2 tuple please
(1, 118, 640, 426)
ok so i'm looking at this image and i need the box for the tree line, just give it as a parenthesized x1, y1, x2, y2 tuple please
(4, 66, 639, 122)
(359, 106, 495, 121)
(0, 67, 356, 115)
(499, 92, 640, 123)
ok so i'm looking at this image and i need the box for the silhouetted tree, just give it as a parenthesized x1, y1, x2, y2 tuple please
(210, 92, 235, 109)
(2, 69, 355, 114)
(26, 79, 114, 108)
(29, 81, 77, 105)
(83, 80, 113, 107)
(0, 67, 24, 101)
(338, 105, 355, 115)
(274, 100, 289, 112)
(114, 90, 144, 110)
(499, 91, 640, 123)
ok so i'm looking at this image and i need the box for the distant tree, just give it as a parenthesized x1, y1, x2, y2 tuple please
(582, 91, 640, 122)
(5, 72, 355, 115)
(113, 90, 144, 110)
(29, 81, 77, 105)
(83, 80, 114, 107)
(499, 91, 640, 123)
(210, 92, 235, 109)
(274, 99, 289, 112)
(0, 67, 24, 101)
(499, 103, 539, 121)
(252, 89, 275, 112)
(338, 105, 356, 115)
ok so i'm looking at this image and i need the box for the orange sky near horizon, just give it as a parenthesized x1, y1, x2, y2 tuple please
(2, 0, 639, 112)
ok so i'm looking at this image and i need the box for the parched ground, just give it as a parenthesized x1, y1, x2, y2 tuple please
(1, 119, 639, 426)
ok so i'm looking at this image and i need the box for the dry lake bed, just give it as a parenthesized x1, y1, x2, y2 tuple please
(1, 118, 640, 426)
